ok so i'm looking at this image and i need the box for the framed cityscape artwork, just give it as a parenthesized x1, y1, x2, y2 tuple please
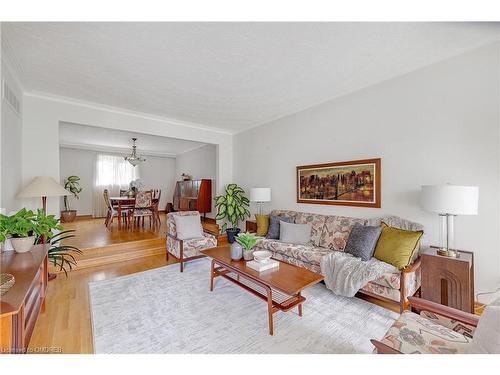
(296, 158, 381, 208)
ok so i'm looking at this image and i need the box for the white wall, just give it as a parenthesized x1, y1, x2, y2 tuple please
(234, 43, 500, 295)
(175, 144, 217, 217)
(21, 94, 233, 215)
(1, 60, 23, 213)
(60, 147, 176, 216)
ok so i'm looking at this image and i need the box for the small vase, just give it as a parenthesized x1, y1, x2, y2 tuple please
(243, 249, 254, 261)
(230, 242, 243, 261)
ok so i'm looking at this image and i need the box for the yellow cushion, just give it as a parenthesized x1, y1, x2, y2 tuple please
(373, 222, 423, 269)
(255, 214, 270, 237)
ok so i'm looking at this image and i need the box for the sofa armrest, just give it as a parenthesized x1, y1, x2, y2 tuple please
(408, 297, 480, 327)
(401, 257, 421, 274)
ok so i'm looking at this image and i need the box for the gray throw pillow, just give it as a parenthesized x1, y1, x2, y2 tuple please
(266, 215, 294, 239)
(174, 214, 203, 240)
(344, 224, 382, 261)
(280, 221, 312, 245)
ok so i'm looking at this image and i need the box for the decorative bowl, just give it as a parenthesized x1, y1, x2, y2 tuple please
(0, 273, 15, 296)
(253, 250, 272, 263)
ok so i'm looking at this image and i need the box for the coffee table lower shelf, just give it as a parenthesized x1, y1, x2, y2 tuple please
(209, 260, 305, 335)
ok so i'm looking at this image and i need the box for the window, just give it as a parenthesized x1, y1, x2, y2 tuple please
(95, 154, 139, 187)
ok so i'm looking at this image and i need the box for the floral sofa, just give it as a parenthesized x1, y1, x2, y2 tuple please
(252, 210, 423, 312)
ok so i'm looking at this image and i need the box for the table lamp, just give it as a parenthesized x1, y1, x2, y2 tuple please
(250, 188, 271, 215)
(420, 184, 479, 258)
(17, 176, 69, 213)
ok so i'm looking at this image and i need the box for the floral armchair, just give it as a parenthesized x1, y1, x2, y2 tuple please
(166, 211, 217, 272)
(371, 297, 483, 354)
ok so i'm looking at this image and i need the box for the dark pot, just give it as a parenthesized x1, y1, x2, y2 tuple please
(60, 210, 77, 223)
(226, 228, 241, 244)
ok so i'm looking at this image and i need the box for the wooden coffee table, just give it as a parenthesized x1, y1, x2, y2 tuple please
(201, 246, 324, 335)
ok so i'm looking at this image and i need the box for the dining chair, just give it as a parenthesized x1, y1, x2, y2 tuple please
(103, 189, 129, 228)
(152, 189, 161, 225)
(128, 190, 155, 227)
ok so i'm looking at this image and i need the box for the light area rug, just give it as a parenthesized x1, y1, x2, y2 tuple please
(89, 258, 397, 354)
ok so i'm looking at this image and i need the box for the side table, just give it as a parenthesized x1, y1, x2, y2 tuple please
(420, 247, 474, 313)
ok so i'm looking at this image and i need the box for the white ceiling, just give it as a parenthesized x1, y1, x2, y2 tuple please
(3, 22, 500, 133)
(59, 122, 207, 157)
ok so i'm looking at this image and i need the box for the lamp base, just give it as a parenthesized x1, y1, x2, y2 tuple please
(437, 248, 460, 258)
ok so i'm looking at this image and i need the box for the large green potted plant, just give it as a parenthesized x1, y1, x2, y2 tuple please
(214, 184, 250, 243)
(61, 175, 82, 223)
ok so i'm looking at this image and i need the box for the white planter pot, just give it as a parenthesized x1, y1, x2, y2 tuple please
(11, 236, 35, 253)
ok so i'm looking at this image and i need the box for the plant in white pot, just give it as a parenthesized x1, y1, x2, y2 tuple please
(0, 208, 64, 253)
(61, 175, 82, 223)
(236, 232, 258, 261)
(0, 209, 38, 253)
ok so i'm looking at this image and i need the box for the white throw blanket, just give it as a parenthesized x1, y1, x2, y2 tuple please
(320, 251, 398, 297)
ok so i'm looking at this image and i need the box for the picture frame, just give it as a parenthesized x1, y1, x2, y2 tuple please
(296, 158, 381, 208)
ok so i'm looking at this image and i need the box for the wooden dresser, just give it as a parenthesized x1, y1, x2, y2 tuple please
(0, 244, 49, 354)
(172, 179, 212, 217)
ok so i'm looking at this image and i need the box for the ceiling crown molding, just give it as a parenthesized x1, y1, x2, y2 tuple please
(24, 90, 234, 135)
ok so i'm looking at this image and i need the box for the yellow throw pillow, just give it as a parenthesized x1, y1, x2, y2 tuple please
(373, 222, 423, 269)
(255, 214, 270, 237)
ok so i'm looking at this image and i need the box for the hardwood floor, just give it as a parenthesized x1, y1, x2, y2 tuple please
(29, 254, 175, 354)
(62, 217, 166, 250)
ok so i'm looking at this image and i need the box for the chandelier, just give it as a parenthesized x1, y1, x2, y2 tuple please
(124, 138, 146, 167)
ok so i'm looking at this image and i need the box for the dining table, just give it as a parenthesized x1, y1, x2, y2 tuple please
(109, 196, 160, 228)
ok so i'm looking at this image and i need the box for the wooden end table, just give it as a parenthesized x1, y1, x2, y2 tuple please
(201, 246, 324, 335)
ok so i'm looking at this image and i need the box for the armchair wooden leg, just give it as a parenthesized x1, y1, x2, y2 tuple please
(179, 242, 184, 272)
(166, 250, 169, 261)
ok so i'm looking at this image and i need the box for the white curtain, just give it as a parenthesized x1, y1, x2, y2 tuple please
(92, 154, 140, 217)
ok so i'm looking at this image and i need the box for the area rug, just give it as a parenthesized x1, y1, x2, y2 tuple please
(89, 259, 397, 353)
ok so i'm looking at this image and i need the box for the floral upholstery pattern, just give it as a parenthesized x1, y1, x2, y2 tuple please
(360, 272, 421, 303)
(255, 239, 332, 269)
(167, 234, 217, 259)
(166, 211, 216, 259)
(370, 269, 420, 290)
(294, 212, 327, 246)
(270, 210, 298, 220)
(272, 252, 322, 274)
(378, 311, 472, 353)
(135, 191, 152, 208)
(319, 215, 367, 251)
(419, 310, 476, 338)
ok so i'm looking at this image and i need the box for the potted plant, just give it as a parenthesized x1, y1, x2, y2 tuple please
(45, 230, 83, 277)
(61, 175, 82, 223)
(214, 184, 250, 243)
(0, 208, 38, 253)
(236, 232, 258, 260)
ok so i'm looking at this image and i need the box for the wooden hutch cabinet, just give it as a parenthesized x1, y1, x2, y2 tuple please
(172, 179, 212, 217)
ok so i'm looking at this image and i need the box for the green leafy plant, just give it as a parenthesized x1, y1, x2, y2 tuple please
(0, 208, 37, 240)
(214, 184, 250, 233)
(63, 175, 82, 211)
(236, 232, 258, 251)
(34, 209, 63, 240)
(47, 230, 83, 276)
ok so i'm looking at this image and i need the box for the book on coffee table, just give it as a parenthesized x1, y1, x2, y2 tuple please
(246, 259, 279, 272)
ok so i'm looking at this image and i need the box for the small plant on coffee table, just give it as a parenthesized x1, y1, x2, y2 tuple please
(236, 232, 258, 251)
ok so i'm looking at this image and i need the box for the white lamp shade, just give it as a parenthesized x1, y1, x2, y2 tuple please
(421, 185, 479, 215)
(250, 188, 271, 202)
(17, 176, 69, 198)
